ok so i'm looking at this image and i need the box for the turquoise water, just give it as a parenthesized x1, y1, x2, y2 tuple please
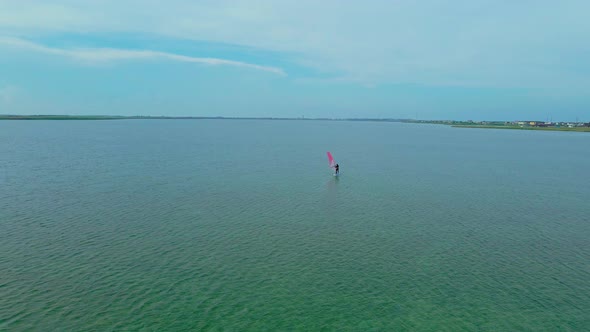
(1, 120, 589, 331)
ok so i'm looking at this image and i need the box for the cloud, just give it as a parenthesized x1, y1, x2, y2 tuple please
(0, 1, 589, 88)
(0, 37, 285, 75)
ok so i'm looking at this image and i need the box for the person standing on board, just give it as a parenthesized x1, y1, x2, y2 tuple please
(335, 163, 339, 175)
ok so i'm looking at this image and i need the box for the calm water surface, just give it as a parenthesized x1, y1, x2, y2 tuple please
(1, 120, 589, 330)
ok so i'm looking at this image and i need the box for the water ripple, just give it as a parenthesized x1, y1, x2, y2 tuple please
(1, 120, 589, 330)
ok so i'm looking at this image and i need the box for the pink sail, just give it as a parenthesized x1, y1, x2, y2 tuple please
(327, 151, 336, 168)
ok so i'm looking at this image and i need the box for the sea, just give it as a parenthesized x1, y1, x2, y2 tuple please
(1, 120, 589, 331)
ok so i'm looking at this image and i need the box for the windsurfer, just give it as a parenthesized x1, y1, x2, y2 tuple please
(335, 164, 339, 175)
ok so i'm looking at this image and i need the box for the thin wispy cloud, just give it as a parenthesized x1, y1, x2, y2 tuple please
(0, 37, 285, 75)
(2, 1, 589, 88)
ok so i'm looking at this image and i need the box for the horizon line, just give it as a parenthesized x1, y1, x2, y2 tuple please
(1, 114, 585, 123)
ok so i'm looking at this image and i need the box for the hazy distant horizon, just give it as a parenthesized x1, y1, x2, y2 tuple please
(1, 114, 587, 123)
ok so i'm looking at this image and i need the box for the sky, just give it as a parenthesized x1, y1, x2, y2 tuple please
(1, 0, 589, 120)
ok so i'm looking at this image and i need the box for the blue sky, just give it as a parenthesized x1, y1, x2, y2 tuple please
(1, 0, 589, 120)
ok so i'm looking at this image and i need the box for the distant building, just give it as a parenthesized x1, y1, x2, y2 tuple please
(528, 121, 546, 127)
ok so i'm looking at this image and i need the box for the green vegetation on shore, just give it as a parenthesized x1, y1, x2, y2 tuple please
(0, 115, 331, 121)
(452, 125, 590, 132)
(0, 115, 127, 120)
(2, 114, 589, 133)
(401, 119, 590, 132)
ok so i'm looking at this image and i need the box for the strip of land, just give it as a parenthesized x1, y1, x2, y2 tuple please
(0, 115, 335, 121)
(0, 115, 127, 120)
(372, 119, 590, 132)
(0, 115, 216, 120)
(1, 115, 588, 132)
(451, 124, 590, 132)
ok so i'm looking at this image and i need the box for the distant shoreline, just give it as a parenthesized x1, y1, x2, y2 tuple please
(0, 115, 421, 122)
(0, 115, 355, 121)
(452, 125, 590, 132)
(1, 115, 589, 132)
